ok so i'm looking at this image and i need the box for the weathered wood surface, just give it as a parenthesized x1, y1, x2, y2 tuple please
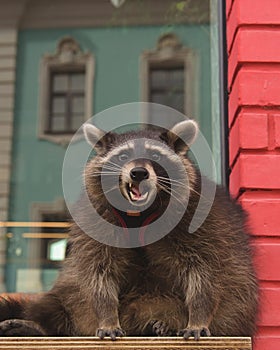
(0, 337, 252, 350)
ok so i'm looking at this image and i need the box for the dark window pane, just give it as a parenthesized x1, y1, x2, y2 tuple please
(150, 70, 168, 89)
(168, 92, 184, 113)
(151, 92, 166, 105)
(53, 74, 68, 92)
(51, 116, 65, 131)
(48, 71, 86, 134)
(169, 69, 184, 89)
(149, 67, 185, 112)
(70, 73, 85, 91)
(72, 96, 84, 114)
(52, 96, 66, 114)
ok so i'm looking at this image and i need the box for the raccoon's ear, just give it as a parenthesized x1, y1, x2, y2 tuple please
(161, 120, 198, 154)
(83, 124, 115, 154)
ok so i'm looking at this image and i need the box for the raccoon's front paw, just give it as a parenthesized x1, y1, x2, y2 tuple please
(178, 326, 211, 340)
(0, 319, 46, 336)
(149, 320, 174, 336)
(96, 327, 125, 340)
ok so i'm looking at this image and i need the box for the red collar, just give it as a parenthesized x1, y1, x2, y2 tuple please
(112, 208, 159, 246)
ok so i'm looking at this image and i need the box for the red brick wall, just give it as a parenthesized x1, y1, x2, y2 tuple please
(226, 0, 280, 349)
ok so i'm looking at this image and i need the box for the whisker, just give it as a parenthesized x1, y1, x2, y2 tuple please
(102, 159, 122, 169)
(157, 183, 186, 208)
(158, 181, 189, 202)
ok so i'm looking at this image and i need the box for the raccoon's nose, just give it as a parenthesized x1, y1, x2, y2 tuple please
(130, 167, 149, 182)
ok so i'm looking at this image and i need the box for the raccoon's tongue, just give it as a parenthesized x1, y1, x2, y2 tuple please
(131, 184, 141, 199)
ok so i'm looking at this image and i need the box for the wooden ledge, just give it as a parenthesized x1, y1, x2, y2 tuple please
(0, 337, 252, 349)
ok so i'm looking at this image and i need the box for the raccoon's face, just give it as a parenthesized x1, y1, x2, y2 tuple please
(84, 121, 198, 210)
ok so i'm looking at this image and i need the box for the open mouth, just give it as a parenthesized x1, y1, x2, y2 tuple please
(126, 182, 149, 203)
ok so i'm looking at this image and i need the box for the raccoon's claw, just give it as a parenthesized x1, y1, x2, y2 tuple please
(0, 319, 46, 336)
(96, 327, 125, 340)
(178, 326, 211, 340)
(149, 320, 174, 336)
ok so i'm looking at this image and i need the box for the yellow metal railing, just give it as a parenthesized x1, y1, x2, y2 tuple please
(0, 222, 71, 239)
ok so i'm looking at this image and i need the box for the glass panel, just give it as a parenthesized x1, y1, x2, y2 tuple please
(168, 92, 184, 113)
(169, 69, 184, 90)
(48, 239, 67, 261)
(150, 70, 168, 89)
(52, 96, 66, 114)
(7, 0, 224, 294)
(72, 96, 84, 114)
(151, 92, 166, 105)
(150, 68, 184, 112)
(53, 74, 68, 92)
(71, 73, 85, 91)
(51, 116, 65, 131)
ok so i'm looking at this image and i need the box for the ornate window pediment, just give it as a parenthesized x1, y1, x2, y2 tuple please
(141, 33, 198, 125)
(38, 37, 94, 146)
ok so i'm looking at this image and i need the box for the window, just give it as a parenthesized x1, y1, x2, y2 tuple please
(141, 33, 198, 121)
(47, 70, 86, 134)
(39, 37, 94, 145)
(40, 212, 69, 266)
(149, 66, 185, 113)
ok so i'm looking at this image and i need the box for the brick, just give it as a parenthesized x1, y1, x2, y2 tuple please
(230, 154, 280, 196)
(229, 113, 268, 165)
(254, 336, 280, 350)
(227, 0, 280, 52)
(235, 0, 280, 24)
(240, 192, 280, 236)
(253, 241, 280, 280)
(228, 29, 280, 87)
(258, 287, 280, 326)
(275, 115, 280, 148)
(229, 69, 280, 126)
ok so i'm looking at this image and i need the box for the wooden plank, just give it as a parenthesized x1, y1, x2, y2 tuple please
(0, 45, 16, 57)
(0, 84, 14, 95)
(0, 70, 15, 83)
(0, 30, 17, 45)
(0, 139, 12, 153)
(0, 124, 12, 138)
(0, 222, 71, 228)
(0, 96, 14, 110)
(0, 111, 13, 122)
(0, 168, 10, 182)
(0, 337, 252, 350)
(0, 58, 16, 70)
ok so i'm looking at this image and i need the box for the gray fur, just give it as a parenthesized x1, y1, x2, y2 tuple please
(0, 122, 258, 339)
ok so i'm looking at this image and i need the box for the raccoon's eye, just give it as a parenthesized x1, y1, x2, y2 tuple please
(118, 153, 129, 162)
(151, 152, 161, 161)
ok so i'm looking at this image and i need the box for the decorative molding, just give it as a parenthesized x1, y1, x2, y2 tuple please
(0, 337, 252, 349)
(38, 36, 94, 146)
(0, 0, 209, 29)
(140, 33, 199, 124)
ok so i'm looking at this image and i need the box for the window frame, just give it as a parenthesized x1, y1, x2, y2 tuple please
(47, 69, 86, 135)
(38, 37, 94, 146)
(140, 33, 199, 123)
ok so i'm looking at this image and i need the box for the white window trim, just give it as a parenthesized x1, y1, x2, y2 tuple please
(140, 33, 199, 123)
(38, 37, 94, 146)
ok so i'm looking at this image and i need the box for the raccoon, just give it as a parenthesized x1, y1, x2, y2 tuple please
(0, 120, 258, 339)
